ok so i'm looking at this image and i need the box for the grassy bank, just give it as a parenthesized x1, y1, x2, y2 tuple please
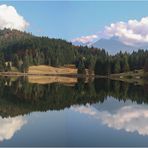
(0, 64, 92, 77)
(0, 65, 78, 76)
(0, 65, 147, 86)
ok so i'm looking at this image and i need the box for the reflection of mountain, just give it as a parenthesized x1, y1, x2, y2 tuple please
(71, 103, 148, 136)
(0, 116, 26, 141)
(0, 77, 147, 118)
(92, 96, 133, 113)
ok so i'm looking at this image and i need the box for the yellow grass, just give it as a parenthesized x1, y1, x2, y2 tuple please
(28, 65, 77, 75)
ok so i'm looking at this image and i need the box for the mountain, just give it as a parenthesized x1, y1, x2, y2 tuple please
(0, 29, 78, 66)
(91, 37, 137, 54)
(0, 28, 32, 42)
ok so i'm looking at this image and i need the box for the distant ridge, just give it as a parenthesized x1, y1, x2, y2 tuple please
(91, 37, 137, 54)
(73, 36, 148, 54)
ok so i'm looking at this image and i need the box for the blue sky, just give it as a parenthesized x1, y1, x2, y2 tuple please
(0, 1, 148, 43)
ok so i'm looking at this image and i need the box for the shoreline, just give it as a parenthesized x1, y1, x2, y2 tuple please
(0, 71, 147, 86)
(0, 72, 93, 77)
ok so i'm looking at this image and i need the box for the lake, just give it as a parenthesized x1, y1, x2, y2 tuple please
(0, 76, 148, 147)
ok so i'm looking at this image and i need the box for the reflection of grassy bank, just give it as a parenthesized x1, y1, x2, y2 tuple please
(28, 76, 93, 86)
(0, 77, 147, 118)
(0, 77, 98, 117)
(0, 66, 148, 86)
(28, 75, 77, 85)
(109, 77, 147, 86)
(109, 69, 148, 85)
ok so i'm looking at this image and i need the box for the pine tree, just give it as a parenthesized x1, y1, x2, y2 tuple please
(94, 59, 104, 75)
(22, 55, 29, 73)
(123, 55, 130, 72)
(0, 52, 5, 72)
(12, 54, 20, 70)
(87, 56, 94, 76)
(7, 62, 11, 71)
(114, 60, 121, 73)
(77, 57, 86, 75)
(104, 60, 111, 75)
(144, 59, 148, 73)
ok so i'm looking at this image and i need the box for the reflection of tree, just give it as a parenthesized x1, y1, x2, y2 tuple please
(0, 77, 99, 117)
(0, 77, 147, 118)
(94, 78, 148, 104)
(94, 78, 110, 103)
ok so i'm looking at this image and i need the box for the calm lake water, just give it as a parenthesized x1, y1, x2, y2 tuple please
(0, 76, 148, 147)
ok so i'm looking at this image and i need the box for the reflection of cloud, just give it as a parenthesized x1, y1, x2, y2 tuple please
(0, 116, 27, 141)
(71, 104, 148, 136)
(72, 104, 96, 116)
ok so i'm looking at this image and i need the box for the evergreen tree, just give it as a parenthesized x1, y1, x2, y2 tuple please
(77, 57, 86, 75)
(144, 59, 148, 73)
(86, 56, 94, 76)
(12, 54, 20, 70)
(104, 60, 111, 75)
(114, 60, 121, 73)
(21, 55, 29, 73)
(0, 52, 5, 72)
(7, 62, 11, 71)
(122, 55, 130, 72)
(94, 59, 105, 75)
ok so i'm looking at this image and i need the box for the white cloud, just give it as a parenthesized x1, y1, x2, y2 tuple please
(0, 4, 29, 31)
(71, 34, 98, 44)
(71, 104, 148, 136)
(0, 116, 27, 141)
(72, 16, 148, 47)
(104, 17, 148, 46)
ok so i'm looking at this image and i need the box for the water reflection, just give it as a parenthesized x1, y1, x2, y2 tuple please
(99, 105, 148, 136)
(0, 77, 147, 117)
(0, 116, 26, 141)
(0, 76, 147, 145)
(71, 103, 148, 136)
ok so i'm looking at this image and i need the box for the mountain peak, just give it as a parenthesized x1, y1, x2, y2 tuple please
(92, 37, 137, 54)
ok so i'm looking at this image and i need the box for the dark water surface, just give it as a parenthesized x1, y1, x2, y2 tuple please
(0, 77, 148, 146)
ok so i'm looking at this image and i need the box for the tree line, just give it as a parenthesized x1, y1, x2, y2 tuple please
(0, 28, 147, 75)
(94, 50, 148, 75)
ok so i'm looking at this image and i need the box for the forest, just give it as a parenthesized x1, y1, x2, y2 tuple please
(0, 28, 148, 75)
(0, 29, 106, 73)
(94, 50, 148, 76)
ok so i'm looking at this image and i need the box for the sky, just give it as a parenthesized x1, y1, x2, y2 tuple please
(0, 1, 148, 46)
